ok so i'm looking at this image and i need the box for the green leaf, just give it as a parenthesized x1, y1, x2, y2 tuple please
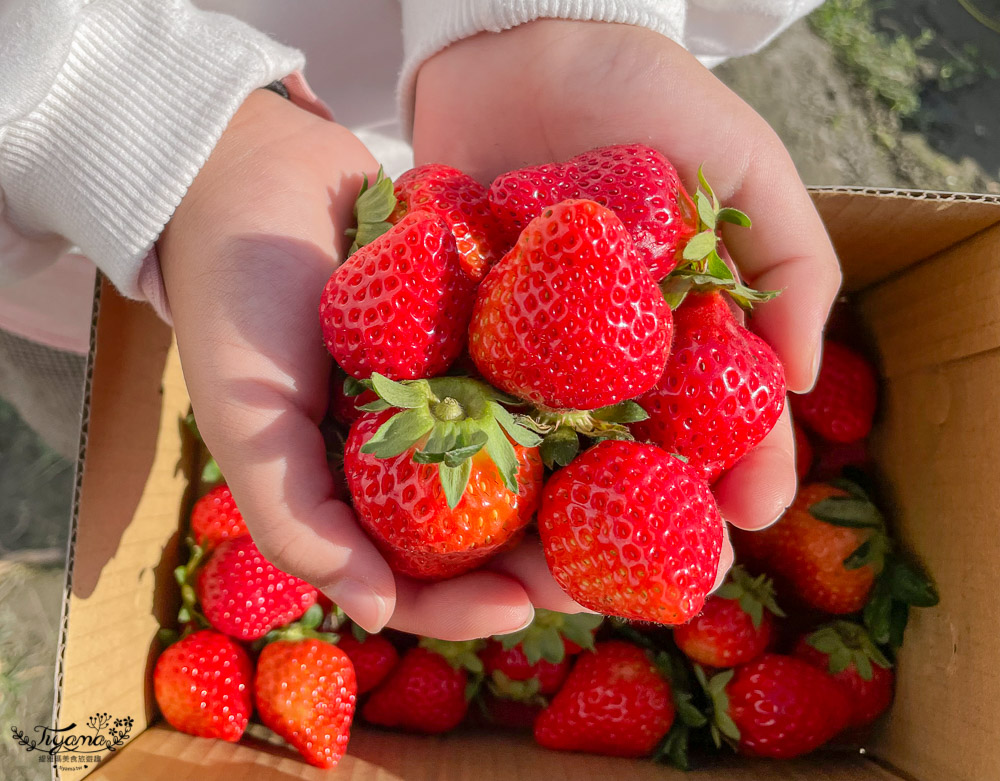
(540, 428, 580, 469)
(360, 407, 434, 459)
(863, 577, 893, 645)
(591, 400, 649, 424)
(888, 558, 939, 607)
(810, 497, 885, 529)
(560, 617, 600, 652)
(357, 398, 392, 412)
(414, 424, 459, 461)
(439, 460, 472, 509)
(717, 207, 751, 228)
(200, 458, 222, 486)
(342, 376, 367, 397)
(829, 647, 852, 674)
(740, 594, 764, 629)
(855, 651, 874, 682)
(350, 623, 368, 642)
(660, 276, 692, 310)
(491, 403, 543, 447)
(716, 710, 740, 742)
(298, 603, 323, 630)
(828, 477, 872, 501)
(482, 417, 520, 494)
(538, 629, 565, 665)
(705, 251, 734, 281)
(714, 582, 742, 601)
(696, 191, 717, 231)
(888, 601, 910, 652)
(369, 373, 427, 409)
(844, 538, 875, 570)
(676, 696, 708, 728)
(682, 230, 718, 261)
(442, 437, 489, 468)
(697, 166, 718, 210)
(657, 724, 691, 771)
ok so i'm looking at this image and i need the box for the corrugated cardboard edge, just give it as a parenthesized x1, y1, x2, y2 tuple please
(50, 274, 103, 781)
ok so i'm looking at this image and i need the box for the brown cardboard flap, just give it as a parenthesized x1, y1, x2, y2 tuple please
(89, 724, 899, 781)
(810, 188, 1000, 292)
(57, 279, 191, 781)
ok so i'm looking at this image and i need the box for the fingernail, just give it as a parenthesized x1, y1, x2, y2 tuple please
(324, 579, 389, 633)
(505, 607, 536, 634)
(808, 344, 824, 389)
(572, 603, 601, 615)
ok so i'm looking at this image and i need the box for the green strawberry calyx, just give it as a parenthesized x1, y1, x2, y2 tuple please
(345, 166, 397, 255)
(519, 402, 649, 469)
(696, 665, 741, 750)
(419, 637, 487, 700)
(662, 166, 778, 311)
(493, 609, 604, 665)
(255, 604, 339, 650)
(357, 373, 542, 509)
(184, 411, 223, 486)
(172, 537, 209, 633)
(487, 670, 547, 707)
(714, 565, 786, 629)
(653, 649, 709, 771)
(809, 479, 939, 653)
(805, 620, 891, 681)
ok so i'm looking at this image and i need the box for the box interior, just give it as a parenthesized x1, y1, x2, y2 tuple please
(56, 189, 1000, 781)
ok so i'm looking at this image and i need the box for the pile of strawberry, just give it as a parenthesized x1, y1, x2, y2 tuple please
(152, 146, 937, 770)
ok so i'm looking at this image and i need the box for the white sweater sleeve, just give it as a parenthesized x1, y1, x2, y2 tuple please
(398, 0, 823, 128)
(0, 0, 303, 298)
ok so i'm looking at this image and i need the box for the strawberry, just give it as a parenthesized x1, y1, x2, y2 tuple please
(674, 566, 783, 668)
(189, 484, 247, 548)
(330, 368, 379, 428)
(534, 641, 675, 758)
(320, 209, 476, 381)
(491, 608, 604, 665)
(390, 164, 505, 281)
(538, 440, 723, 624)
(196, 535, 318, 640)
(791, 340, 878, 443)
(479, 693, 544, 729)
(704, 654, 850, 759)
(153, 630, 253, 742)
(793, 621, 894, 730)
(362, 639, 482, 734)
(633, 292, 786, 483)
(481, 640, 570, 696)
(794, 422, 813, 480)
(344, 375, 543, 579)
(488, 144, 697, 280)
(336, 630, 400, 695)
(255, 621, 357, 769)
(813, 438, 872, 481)
(469, 199, 673, 411)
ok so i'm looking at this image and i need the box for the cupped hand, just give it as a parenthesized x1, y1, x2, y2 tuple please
(159, 90, 585, 640)
(413, 20, 842, 584)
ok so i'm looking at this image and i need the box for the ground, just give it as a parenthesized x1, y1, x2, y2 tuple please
(0, 2, 997, 778)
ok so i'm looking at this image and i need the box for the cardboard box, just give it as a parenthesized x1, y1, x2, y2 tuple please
(43, 188, 1000, 781)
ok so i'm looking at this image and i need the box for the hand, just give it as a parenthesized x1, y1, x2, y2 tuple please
(159, 90, 584, 639)
(413, 20, 842, 586)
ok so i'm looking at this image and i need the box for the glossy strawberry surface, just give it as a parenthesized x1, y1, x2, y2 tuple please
(674, 593, 774, 668)
(190, 484, 247, 548)
(320, 210, 476, 380)
(480, 640, 570, 696)
(255, 639, 357, 768)
(489, 144, 695, 280)
(538, 440, 723, 624)
(791, 340, 877, 443)
(345, 410, 543, 580)
(153, 630, 253, 742)
(469, 199, 672, 410)
(534, 641, 674, 758)
(391, 163, 505, 281)
(197, 535, 318, 640)
(336, 632, 400, 695)
(633, 292, 785, 483)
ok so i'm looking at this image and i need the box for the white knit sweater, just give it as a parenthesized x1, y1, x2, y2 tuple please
(0, 0, 821, 305)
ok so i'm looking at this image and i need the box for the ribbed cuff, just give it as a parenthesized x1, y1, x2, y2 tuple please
(398, 0, 686, 136)
(0, 0, 303, 301)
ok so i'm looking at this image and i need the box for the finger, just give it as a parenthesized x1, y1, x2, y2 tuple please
(711, 524, 735, 593)
(488, 536, 599, 614)
(387, 572, 534, 641)
(714, 405, 797, 531)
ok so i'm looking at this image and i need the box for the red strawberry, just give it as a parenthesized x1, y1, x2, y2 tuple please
(344, 375, 543, 580)
(793, 621, 894, 730)
(633, 292, 786, 482)
(534, 641, 675, 758)
(733, 483, 878, 615)
(336, 631, 400, 695)
(153, 630, 253, 742)
(255, 638, 357, 768)
(320, 210, 476, 381)
(674, 566, 783, 668)
(390, 164, 505, 281)
(469, 199, 673, 411)
(331, 368, 379, 428)
(539, 440, 723, 624)
(794, 422, 813, 480)
(813, 438, 872, 481)
(362, 640, 481, 734)
(481, 640, 570, 696)
(489, 144, 696, 280)
(707, 654, 850, 758)
(791, 341, 877, 443)
(197, 535, 318, 640)
(189, 484, 247, 548)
